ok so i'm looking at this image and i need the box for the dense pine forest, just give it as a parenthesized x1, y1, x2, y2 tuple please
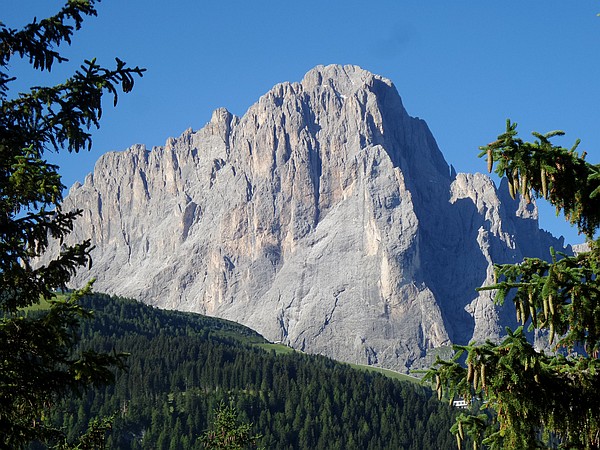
(30, 294, 460, 449)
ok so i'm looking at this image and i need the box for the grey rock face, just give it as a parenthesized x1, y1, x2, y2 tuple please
(51, 65, 566, 371)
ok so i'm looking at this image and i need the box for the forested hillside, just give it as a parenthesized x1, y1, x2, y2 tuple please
(31, 294, 460, 449)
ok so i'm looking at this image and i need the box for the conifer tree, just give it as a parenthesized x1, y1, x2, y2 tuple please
(0, 1, 144, 447)
(425, 120, 600, 449)
(200, 402, 262, 450)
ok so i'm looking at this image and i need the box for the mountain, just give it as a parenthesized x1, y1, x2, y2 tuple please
(50, 64, 567, 372)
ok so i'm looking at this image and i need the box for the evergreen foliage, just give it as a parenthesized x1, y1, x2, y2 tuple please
(40, 293, 461, 450)
(425, 121, 600, 449)
(200, 402, 262, 450)
(0, 2, 144, 447)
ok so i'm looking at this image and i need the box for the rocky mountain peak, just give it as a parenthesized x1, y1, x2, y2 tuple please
(48, 65, 567, 372)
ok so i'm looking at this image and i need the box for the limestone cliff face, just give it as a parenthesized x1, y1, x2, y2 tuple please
(53, 65, 566, 371)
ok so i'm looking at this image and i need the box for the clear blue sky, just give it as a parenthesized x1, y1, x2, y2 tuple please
(4, 1, 600, 245)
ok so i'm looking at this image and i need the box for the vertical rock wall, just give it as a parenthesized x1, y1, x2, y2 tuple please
(51, 65, 567, 371)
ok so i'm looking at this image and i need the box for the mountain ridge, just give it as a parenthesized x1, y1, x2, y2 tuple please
(48, 64, 567, 372)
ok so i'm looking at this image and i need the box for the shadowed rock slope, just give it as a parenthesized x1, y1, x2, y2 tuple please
(53, 65, 567, 372)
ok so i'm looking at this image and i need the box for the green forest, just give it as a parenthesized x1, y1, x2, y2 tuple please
(28, 293, 460, 449)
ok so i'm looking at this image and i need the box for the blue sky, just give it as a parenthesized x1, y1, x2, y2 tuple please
(4, 1, 600, 245)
